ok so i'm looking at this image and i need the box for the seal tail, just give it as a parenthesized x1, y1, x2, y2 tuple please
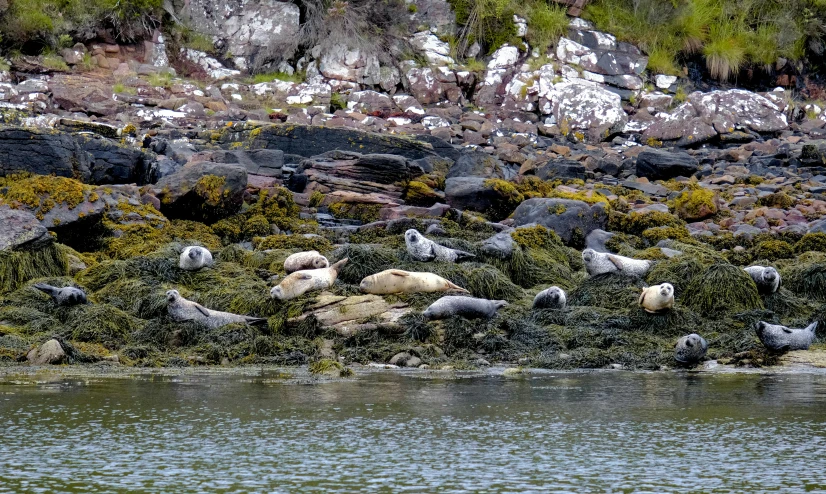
(33, 283, 58, 297)
(331, 258, 349, 272)
(446, 281, 470, 294)
(453, 250, 475, 262)
(245, 317, 268, 326)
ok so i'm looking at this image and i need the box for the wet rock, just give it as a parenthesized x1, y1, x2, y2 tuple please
(0, 128, 92, 181)
(248, 124, 443, 160)
(512, 198, 609, 245)
(585, 228, 615, 253)
(0, 206, 52, 251)
(481, 230, 516, 259)
(152, 162, 247, 222)
(636, 149, 699, 180)
(191, 149, 284, 179)
(535, 159, 587, 180)
(77, 135, 153, 185)
(444, 177, 519, 221)
(297, 151, 415, 198)
(27, 339, 66, 365)
(448, 149, 515, 179)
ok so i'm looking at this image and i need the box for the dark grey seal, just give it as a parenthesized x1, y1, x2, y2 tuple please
(532, 286, 567, 310)
(33, 283, 88, 306)
(756, 321, 817, 351)
(674, 333, 708, 365)
(423, 296, 508, 320)
(743, 266, 780, 294)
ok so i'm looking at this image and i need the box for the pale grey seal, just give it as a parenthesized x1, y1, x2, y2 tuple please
(179, 246, 214, 271)
(582, 248, 653, 277)
(166, 289, 266, 329)
(674, 333, 708, 365)
(532, 286, 567, 310)
(422, 296, 508, 320)
(404, 229, 475, 263)
(743, 266, 780, 294)
(33, 283, 88, 306)
(284, 250, 329, 273)
(270, 258, 348, 300)
(756, 321, 818, 351)
(639, 283, 674, 313)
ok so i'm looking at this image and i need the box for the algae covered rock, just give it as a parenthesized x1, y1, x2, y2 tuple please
(0, 205, 52, 251)
(153, 163, 247, 223)
(672, 188, 718, 221)
(512, 198, 608, 246)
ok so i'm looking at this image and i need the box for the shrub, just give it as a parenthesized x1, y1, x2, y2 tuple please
(526, 2, 569, 52)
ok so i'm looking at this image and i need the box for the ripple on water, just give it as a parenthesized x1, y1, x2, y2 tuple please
(1, 372, 826, 492)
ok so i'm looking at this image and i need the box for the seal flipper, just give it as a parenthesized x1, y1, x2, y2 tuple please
(446, 281, 470, 293)
(194, 304, 211, 317)
(389, 270, 410, 277)
(606, 254, 624, 271)
(638, 290, 647, 306)
(782, 327, 793, 334)
(33, 283, 58, 297)
(245, 316, 267, 326)
(452, 250, 475, 262)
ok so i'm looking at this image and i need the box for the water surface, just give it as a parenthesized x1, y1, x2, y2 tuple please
(1, 368, 825, 493)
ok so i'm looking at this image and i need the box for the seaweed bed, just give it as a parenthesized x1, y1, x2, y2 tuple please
(1, 177, 825, 371)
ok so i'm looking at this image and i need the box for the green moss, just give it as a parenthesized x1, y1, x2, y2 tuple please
(0, 244, 70, 294)
(783, 261, 826, 302)
(309, 358, 353, 377)
(749, 240, 794, 262)
(246, 187, 301, 230)
(105, 219, 221, 259)
(641, 225, 694, 244)
(568, 273, 648, 310)
(66, 304, 143, 349)
(683, 263, 763, 316)
(672, 188, 717, 221)
(328, 202, 382, 224)
(608, 210, 685, 236)
(483, 178, 525, 221)
(757, 192, 795, 208)
(244, 214, 271, 237)
(510, 225, 563, 250)
(0, 174, 92, 220)
(404, 181, 441, 207)
(308, 190, 325, 208)
(253, 234, 332, 253)
(795, 233, 826, 254)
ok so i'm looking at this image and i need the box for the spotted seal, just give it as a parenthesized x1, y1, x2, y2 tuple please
(179, 246, 214, 271)
(359, 269, 469, 295)
(674, 333, 708, 365)
(166, 289, 266, 329)
(404, 229, 475, 263)
(33, 283, 88, 306)
(638, 283, 674, 313)
(422, 296, 508, 320)
(756, 321, 818, 351)
(270, 258, 349, 300)
(743, 266, 780, 294)
(582, 248, 653, 277)
(532, 286, 567, 310)
(284, 250, 329, 274)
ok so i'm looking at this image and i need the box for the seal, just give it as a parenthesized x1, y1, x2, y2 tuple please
(743, 266, 780, 294)
(179, 246, 214, 271)
(165, 289, 266, 329)
(756, 321, 818, 351)
(284, 250, 329, 274)
(359, 269, 469, 295)
(404, 229, 475, 263)
(638, 283, 674, 313)
(582, 248, 653, 277)
(270, 258, 349, 300)
(674, 333, 708, 365)
(422, 296, 508, 320)
(33, 283, 88, 306)
(532, 286, 567, 310)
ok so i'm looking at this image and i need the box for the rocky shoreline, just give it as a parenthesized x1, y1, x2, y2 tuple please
(3, 12, 826, 371)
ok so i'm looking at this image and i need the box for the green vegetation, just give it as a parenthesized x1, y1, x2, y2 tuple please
(248, 71, 305, 85)
(584, 0, 826, 80)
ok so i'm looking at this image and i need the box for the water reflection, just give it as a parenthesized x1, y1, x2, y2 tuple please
(1, 371, 826, 492)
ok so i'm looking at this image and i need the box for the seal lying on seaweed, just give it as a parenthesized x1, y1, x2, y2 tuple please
(179, 246, 214, 271)
(639, 283, 674, 313)
(33, 283, 88, 306)
(270, 258, 349, 300)
(284, 250, 329, 274)
(423, 296, 508, 320)
(359, 269, 469, 295)
(756, 321, 818, 351)
(404, 229, 475, 263)
(582, 248, 653, 277)
(532, 286, 566, 310)
(166, 289, 266, 329)
(743, 266, 780, 294)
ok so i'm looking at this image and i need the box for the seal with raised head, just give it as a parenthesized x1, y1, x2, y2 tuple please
(674, 333, 708, 365)
(166, 289, 266, 329)
(179, 246, 214, 271)
(756, 321, 818, 351)
(532, 286, 567, 310)
(422, 296, 508, 320)
(284, 250, 329, 274)
(404, 229, 475, 263)
(582, 248, 653, 277)
(33, 283, 88, 306)
(743, 266, 781, 294)
(638, 283, 674, 313)
(270, 258, 349, 300)
(359, 269, 469, 295)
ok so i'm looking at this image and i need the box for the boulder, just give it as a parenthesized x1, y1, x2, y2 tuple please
(410, 31, 455, 65)
(0, 128, 92, 181)
(512, 198, 609, 245)
(347, 90, 397, 113)
(297, 151, 415, 198)
(447, 149, 516, 179)
(50, 74, 125, 116)
(547, 80, 627, 141)
(556, 35, 647, 76)
(289, 293, 410, 334)
(480, 230, 517, 259)
(153, 162, 247, 222)
(27, 339, 66, 365)
(78, 135, 153, 185)
(444, 177, 521, 221)
(318, 45, 381, 85)
(635, 149, 699, 180)
(191, 149, 284, 178)
(0, 206, 52, 251)
(247, 124, 443, 160)
(535, 159, 586, 180)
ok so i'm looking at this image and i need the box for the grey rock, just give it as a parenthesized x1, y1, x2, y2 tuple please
(480, 231, 516, 259)
(585, 229, 615, 253)
(152, 162, 247, 223)
(636, 149, 699, 180)
(448, 149, 514, 179)
(27, 339, 66, 365)
(0, 128, 92, 181)
(0, 206, 52, 251)
(512, 198, 609, 245)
